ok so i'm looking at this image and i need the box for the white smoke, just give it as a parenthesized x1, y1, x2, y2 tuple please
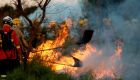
(78, 0, 140, 80)
(109, 0, 140, 80)
(1, 0, 140, 79)
(46, 0, 82, 22)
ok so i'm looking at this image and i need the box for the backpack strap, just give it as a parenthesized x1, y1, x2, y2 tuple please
(1, 30, 13, 38)
(0, 31, 2, 48)
(1, 30, 14, 44)
(1, 30, 15, 59)
(8, 30, 13, 37)
(8, 30, 14, 42)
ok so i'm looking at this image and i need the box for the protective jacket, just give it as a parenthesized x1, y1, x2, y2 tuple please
(0, 24, 21, 60)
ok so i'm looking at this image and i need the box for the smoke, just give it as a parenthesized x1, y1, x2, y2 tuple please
(1, 0, 139, 79)
(76, 0, 140, 79)
(45, 0, 83, 22)
(110, 0, 140, 79)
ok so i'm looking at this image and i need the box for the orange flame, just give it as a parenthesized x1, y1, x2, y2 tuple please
(29, 19, 123, 79)
(29, 22, 69, 63)
(94, 63, 116, 79)
(93, 39, 123, 79)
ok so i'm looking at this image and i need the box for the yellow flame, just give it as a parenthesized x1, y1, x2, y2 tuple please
(29, 22, 69, 62)
(29, 19, 123, 79)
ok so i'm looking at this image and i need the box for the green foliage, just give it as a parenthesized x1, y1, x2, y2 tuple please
(6, 57, 73, 80)
(5, 54, 123, 80)
(116, 78, 124, 80)
(77, 72, 95, 80)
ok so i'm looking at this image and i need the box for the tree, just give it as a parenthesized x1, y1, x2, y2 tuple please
(11, 0, 51, 56)
(0, 5, 14, 27)
(0, 4, 37, 27)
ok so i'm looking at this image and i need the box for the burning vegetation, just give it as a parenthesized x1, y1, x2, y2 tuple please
(2, 0, 139, 80)
(28, 17, 124, 80)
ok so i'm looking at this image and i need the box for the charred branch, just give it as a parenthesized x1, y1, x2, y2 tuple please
(38, 0, 51, 27)
(15, 0, 33, 27)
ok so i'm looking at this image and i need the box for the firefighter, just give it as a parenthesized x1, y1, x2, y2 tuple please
(0, 16, 22, 75)
(12, 18, 29, 59)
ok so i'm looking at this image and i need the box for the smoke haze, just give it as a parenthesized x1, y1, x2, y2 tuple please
(0, 0, 140, 79)
(78, 0, 140, 80)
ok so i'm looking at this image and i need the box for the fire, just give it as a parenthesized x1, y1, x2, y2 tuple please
(29, 21, 69, 63)
(51, 56, 77, 75)
(93, 39, 123, 79)
(114, 39, 123, 59)
(94, 63, 116, 79)
(29, 19, 123, 79)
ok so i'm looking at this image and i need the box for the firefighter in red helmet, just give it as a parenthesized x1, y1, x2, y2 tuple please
(0, 16, 22, 75)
